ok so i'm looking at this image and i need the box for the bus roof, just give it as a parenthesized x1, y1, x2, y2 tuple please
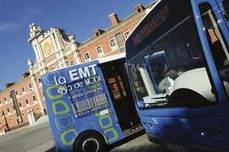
(98, 52, 125, 64)
(52, 52, 126, 73)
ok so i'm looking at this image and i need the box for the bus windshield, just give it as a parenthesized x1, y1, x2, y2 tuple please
(127, 0, 217, 107)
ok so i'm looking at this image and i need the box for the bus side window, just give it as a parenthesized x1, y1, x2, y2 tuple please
(223, 0, 229, 19)
(200, 3, 229, 67)
(117, 76, 127, 97)
(200, 3, 229, 95)
(108, 77, 122, 100)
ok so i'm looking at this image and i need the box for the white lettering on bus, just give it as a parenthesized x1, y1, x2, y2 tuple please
(53, 64, 98, 85)
(69, 69, 80, 81)
(69, 64, 97, 81)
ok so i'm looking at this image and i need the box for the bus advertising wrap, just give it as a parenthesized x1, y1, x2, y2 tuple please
(42, 61, 124, 152)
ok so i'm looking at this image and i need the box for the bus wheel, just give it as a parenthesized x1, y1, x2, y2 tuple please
(74, 132, 107, 152)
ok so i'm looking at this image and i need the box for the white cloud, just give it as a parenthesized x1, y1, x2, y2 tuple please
(0, 22, 20, 32)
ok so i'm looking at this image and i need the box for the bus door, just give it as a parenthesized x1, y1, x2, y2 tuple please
(101, 59, 140, 131)
(193, 0, 229, 100)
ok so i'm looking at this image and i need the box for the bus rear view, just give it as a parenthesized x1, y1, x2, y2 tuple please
(42, 56, 141, 152)
(125, 0, 229, 151)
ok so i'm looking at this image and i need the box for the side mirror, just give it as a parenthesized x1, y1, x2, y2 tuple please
(223, 0, 229, 19)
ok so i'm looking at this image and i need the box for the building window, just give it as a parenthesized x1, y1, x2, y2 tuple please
(137, 8, 142, 13)
(33, 96, 36, 101)
(15, 90, 18, 95)
(97, 46, 104, 56)
(114, 32, 125, 52)
(110, 39, 117, 47)
(70, 60, 75, 66)
(38, 78, 42, 83)
(7, 108, 10, 113)
(19, 103, 22, 107)
(29, 83, 32, 89)
(84, 53, 90, 61)
(4, 97, 6, 101)
(51, 66, 56, 71)
(124, 31, 130, 39)
(22, 87, 25, 92)
(37, 107, 39, 110)
(97, 46, 103, 53)
(25, 99, 29, 104)
(2, 111, 4, 116)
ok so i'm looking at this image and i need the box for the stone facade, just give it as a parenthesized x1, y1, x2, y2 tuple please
(0, 2, 154, 133)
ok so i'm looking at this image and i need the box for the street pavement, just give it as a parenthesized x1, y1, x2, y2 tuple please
(0, 116, 54, 152)
(111, 135, 168, 152)
(0, 116, 168, 152)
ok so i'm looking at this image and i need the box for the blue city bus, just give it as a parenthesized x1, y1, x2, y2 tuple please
(125, 0, 229, 151)
(42, 54, 141, 152)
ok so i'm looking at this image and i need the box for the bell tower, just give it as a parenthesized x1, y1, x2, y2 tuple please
(28, 23, 45, 64)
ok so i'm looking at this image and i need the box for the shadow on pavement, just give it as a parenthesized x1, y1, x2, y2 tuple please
(46, 147, 56, 152)
(111, 143, 168, 152)
(46, 143, 167, 152)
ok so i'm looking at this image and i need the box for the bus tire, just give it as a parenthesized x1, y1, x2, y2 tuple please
(74, 131, 107, 152)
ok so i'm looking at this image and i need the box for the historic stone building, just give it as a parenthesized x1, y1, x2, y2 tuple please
(0, 73, 41, 133)
(0, 3, 153, 134)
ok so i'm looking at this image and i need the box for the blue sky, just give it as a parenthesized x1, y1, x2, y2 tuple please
(0, 0, 152, 90)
